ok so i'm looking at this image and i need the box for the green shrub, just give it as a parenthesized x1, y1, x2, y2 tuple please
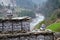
(35, 20, 46, 29)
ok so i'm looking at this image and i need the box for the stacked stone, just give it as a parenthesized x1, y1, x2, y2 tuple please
(0, 17, 30, 33)
(0, 17, 54, 40)
(0, 32, 54, 40)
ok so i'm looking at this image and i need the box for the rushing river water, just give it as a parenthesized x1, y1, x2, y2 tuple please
(30, 13, 45, 31)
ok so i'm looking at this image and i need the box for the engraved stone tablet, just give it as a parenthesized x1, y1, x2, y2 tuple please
(13, 21, 21, 31)
(4, 21, 12, 32)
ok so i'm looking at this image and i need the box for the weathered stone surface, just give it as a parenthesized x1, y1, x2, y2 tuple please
(37, 35, 44, 40)
(0, 32, 54, 40)
(0, 20, 30, 33)
(0, 17, 54, 40)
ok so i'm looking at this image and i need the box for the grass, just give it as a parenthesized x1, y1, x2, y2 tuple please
(46, 22, 60, 32)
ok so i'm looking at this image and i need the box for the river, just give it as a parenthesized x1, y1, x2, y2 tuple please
(30, 13, 45, 31)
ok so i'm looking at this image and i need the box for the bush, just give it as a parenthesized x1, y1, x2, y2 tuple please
(35, 20, 46, 29)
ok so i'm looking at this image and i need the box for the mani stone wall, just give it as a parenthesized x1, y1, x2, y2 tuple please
(0, 31, 54, 40)
(0, 17, 30, 33)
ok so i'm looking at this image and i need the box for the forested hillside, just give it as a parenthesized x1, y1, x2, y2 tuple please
(40, 0, 60, 18)
(16, 0, 35, 9)
(18, 10, 36, 18)
(0, 0, 35, 9)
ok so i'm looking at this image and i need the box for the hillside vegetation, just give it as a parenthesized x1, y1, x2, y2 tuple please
(46, 22, 60, 32)
(18, 10, 36, 18)
(40, 0, 60, 18)
(16, 0, 35, 9)
(35, 0, 60, 32)
(35, 20, 46, 29)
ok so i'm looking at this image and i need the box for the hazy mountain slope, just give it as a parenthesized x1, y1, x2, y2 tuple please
(0, 0, 35, 9)
(32, 0, 47, 5)
(0, 0, 16, 6)
(16, 0, 34, 9)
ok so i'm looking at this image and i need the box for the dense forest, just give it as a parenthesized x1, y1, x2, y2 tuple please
(43, 0, 60, 23)
(40, 0, 60, 19)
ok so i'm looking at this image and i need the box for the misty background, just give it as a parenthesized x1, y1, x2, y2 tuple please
(0, 0, 60, 31)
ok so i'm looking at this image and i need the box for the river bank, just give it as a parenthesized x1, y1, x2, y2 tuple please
(30, 13, 45, 31)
